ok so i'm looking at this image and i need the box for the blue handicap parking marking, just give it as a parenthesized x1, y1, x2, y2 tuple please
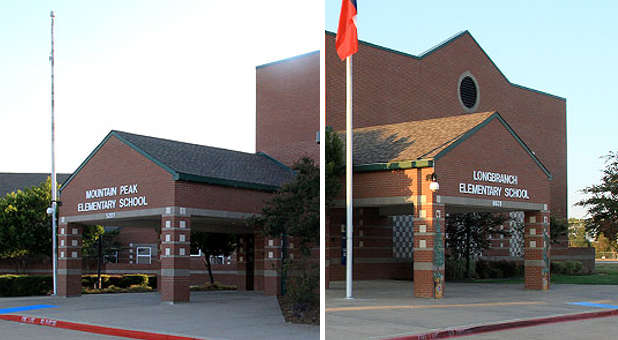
(569, 302, 618, 309)
(0, 304, 58, 314)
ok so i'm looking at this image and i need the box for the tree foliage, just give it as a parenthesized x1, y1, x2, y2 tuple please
(190, 232, 236, 284)
(445, 212, 511, 278)
(445, 212, 511, 260)
(0, 178, 53, 261)
(550, 216, 568, 245)
(577, 151, 618, 243)
(0, 178, 103, 272)
(325, 127, 345, 207)
(568, 218, 590, 248)
(255, 157, 319, 255)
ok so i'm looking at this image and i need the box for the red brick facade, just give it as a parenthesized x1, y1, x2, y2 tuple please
(325, 32, 566, 218)
(256, 51, 320, 166)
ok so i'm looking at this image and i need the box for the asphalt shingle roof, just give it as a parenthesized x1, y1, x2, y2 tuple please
(0, 173, 71, 197)
(112, 131, 295, 189)
(343, 112, 495, 165)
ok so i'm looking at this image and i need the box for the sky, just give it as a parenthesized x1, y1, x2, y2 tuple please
(326, 0, 618, 219)
(0, 1, 321, 172)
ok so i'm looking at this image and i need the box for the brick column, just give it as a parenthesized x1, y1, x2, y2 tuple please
(236, 236, 247, 291)
(160, 213, 191, 303)
(263, 236, 281, 296)
(413, 199, 445, 298)
(57, 223, 82, 297)
(524, 209, 551, 290)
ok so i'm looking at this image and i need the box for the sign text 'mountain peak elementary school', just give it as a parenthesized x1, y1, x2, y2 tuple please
(78, 184, 148, 212)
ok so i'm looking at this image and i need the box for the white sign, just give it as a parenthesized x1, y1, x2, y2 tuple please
(459, 170, 529, 200)
(77, 183, 148, 212)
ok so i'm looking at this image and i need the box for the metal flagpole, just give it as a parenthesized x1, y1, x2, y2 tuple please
(50, 10, 58, 296)
(345, 55, 353, 299)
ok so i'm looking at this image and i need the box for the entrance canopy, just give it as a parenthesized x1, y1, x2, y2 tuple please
(339, 111, 551, 213)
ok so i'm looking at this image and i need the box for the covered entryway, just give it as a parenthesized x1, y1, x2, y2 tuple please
(58, 130, 294, 303)
(326, 111, 552, 298)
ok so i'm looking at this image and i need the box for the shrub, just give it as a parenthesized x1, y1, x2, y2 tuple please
(551, 261, 584, 275)
(81, 274, 153, 289)
(445, 258, 468, 281)
(0, 275, 52, 297)
(475, 260, 523, 279)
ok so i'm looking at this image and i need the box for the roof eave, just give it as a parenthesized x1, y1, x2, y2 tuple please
(354, 159, 434, 172)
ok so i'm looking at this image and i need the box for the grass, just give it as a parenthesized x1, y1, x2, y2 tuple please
(468, 263, 618, 285)
(189, 282, 237, 291)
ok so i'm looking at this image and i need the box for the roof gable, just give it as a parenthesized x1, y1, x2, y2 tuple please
(325, 30, 564, 101)
(60, 131, 295, 194)
(348, 112, 551, 179)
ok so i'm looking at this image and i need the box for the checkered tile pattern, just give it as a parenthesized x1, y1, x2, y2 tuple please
(393, 215, 414, 259)
(509, 211, 525, 257)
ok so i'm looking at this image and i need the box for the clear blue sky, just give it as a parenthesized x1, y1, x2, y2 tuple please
(0, 1, 320, 175)
(326, 0, 618, 219)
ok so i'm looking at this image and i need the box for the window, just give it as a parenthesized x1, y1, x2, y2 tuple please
(104, 251, 118, 264)
(457, 72, 479, 112)
(190, 248, 203, 257)
(136, 247, 151, 264)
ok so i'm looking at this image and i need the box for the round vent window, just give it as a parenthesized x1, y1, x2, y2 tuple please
(457, 72, 479, 112)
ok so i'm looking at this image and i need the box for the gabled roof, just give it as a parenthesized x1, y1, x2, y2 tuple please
(325, 30, 565, 101)
(61, 131, 295, 193)
(345, 112, 551, 179)
(0, 173, 71, 197)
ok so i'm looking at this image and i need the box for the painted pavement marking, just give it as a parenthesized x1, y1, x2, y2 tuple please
(382, 309, 618, 340)
(569, 301, 618, 309)
(0, 305, 57, 314)
(326, 301, 545, 313)
(0, 314, 205, 340)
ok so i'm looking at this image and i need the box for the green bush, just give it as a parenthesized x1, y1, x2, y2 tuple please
(0, 275, 52, 297)
(475, 260, 523, 279)
(81, 274, 153, 289)
(551, 261, 584, 275)
(445, 258, 468, 281)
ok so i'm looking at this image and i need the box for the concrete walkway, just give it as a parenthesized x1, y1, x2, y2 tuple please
(0, 291, 318, 340)
(326, 280, 618, 339)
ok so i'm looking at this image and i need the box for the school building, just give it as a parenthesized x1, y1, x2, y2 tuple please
(0, 51, 319, 304)
(324, 30, 589, 298)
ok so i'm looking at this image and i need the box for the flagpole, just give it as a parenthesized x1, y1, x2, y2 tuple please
(50, 10, 58, 296)
(345, 55, 353, 299)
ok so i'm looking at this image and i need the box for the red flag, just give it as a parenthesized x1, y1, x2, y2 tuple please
(335, 0, 358, 60)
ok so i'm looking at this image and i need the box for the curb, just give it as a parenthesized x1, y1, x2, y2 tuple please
(384, 309, 618, 340)
(0, 314, 204, 340)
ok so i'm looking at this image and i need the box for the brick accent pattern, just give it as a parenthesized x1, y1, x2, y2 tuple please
(524, 210, 551, 290)
(57, 223, 82, 297)
(160, 214, 191, 303)
(263, 236, 281, 296)
(413, 200, 446, 298)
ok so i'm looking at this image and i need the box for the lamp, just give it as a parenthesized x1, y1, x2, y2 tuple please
(429, 173, 439, 192)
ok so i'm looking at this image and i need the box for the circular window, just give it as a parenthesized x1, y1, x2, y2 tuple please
(457, 72, 479, 112)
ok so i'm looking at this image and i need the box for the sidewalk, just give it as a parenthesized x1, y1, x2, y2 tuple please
(326, 280, 618, 339)
(0, 291, 318, 340)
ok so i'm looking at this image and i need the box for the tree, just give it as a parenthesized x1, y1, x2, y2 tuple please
(550, 216, 568, 245)
(577, 151, 618, 243)
(325, 126, 345, 207)
(190, 232, 236, 284)
(249, 157, 319, 311)
(0, 177, 104, 273)
(0, 178, 53, 271)
(258, 157, 319, 254)
(568, 218, 590, 247)
(445, 212, 510, 278)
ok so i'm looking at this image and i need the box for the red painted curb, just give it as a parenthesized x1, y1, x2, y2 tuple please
(0, 314, 204, 340)
(384, 309, 618, 340)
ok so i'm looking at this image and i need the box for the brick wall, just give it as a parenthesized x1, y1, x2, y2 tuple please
(325, 32, 566, 218)
(256, 51, 320, 166)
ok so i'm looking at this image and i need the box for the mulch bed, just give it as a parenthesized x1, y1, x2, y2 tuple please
(278, 295, 319, 325)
